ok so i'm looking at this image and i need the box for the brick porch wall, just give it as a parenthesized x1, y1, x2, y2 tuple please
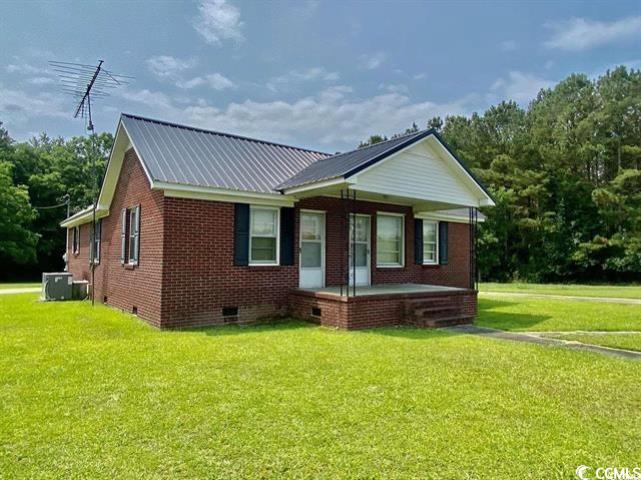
(289, 289, 478, 330)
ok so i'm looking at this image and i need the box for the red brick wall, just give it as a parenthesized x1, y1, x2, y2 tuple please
(161, 198, 297, 328)
(66, 149, 165, 326)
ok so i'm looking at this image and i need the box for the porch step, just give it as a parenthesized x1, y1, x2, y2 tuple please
(415, 305, 460, 316)
(403, 295, 473, 328)
(421, 316, 474, 328)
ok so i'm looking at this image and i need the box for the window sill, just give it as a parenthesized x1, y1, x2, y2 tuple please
(376, 265, 404, 269)
(124, 263, 136, 270)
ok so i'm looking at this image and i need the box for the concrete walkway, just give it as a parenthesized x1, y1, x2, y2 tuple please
(0, 288, 40, 295)
(480, 291, 641, 305)
(447, 324, 641, 361)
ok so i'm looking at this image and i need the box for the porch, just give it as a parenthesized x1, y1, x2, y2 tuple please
(288, 283, 477, 330)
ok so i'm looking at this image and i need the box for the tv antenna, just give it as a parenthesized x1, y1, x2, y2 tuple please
(50, 60, 133, 305)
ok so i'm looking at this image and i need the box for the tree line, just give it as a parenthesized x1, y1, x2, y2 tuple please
(0, 128, 112, 280)
(360, 66, 641, 282)
(1, 66, 639, 282)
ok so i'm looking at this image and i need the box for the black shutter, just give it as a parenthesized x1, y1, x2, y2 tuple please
(280, 207, 295, 266)
(439, 221, 449, 265)
(414, 219, 423, 265)
(234, 203, 250, 266)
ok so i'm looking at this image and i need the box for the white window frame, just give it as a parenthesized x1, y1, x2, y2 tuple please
(376, 212, 405, 268)
(249, 206, 280, 266)
(422, 220, 439, 265)
(299, 209, 326, 288)
(72, 226, 80, 255)
(92, 219, 101, 264)
(128, 206, 140, 266)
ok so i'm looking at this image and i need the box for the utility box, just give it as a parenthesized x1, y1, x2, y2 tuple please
(72, 280, 89, 300)
(42, 272, 73, 301)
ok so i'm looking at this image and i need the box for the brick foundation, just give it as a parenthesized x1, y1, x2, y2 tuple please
(288, 288, 477, 330)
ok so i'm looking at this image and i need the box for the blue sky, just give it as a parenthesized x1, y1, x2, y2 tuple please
(1, 0, 640, 151)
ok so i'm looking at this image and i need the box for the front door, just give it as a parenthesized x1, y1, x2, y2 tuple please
(349, 214, 371, 286)
(299, 211, 325, 288)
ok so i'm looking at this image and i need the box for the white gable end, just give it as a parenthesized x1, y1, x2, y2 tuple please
(351, 137, 484, 207)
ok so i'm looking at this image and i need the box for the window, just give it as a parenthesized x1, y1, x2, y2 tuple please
(91, 219, 101, 264)
(128, 207, 140, 265)
(120, 205, 140, 265)
(422, 220, 438, 264)
(72, 226, 80, 254)
(376, 213, 404, 267)
(249, 206, 279, 265)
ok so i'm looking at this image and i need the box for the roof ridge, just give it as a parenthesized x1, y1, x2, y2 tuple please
(314, 128, 429, 163)
(121, 113, 330, 157)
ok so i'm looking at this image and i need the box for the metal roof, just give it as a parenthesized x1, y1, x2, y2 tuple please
(121, 113, 330, 193)
(276, 129, 433, 190)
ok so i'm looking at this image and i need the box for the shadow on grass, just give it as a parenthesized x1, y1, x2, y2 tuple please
(174, 318, 316, 337)
(476, 297, 551, 331)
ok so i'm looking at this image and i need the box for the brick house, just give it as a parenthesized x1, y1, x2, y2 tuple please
(62, 114, 494, 329)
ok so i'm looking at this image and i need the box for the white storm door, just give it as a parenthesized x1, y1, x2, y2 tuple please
(299, 211, 325, 288)
(349, 214, 371, 286)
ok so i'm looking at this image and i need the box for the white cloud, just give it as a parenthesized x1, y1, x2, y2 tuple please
(0, 86, 67, 124)
(358, 51, 386, 70)
(6, 63, 44, 75)
(490, 71, 554, 103)
(27, 77, 55, 85)
(177, 73, 236, 90)
(146, 55, 197, 79)
(499, 40, 518, 52)
(116, 85, 475, 148)
(194, 0, 244, 46)
(544, 16, 641, 51)
(267, 67, 339, 92)
(379, 83, 409, 95)
(413, 73, 427, 80)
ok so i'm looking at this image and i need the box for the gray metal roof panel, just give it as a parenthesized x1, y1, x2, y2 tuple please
(121, 113, 329, 193)
(276, 130, 431, 190)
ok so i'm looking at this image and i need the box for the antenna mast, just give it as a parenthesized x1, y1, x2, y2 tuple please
(50, 60, 132, 306)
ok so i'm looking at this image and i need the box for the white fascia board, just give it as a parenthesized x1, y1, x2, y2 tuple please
(157, 182, 296, 207)
(60, 207, 110, 228)
(281, 177, 353, 196)
(415, 211, 485, 224)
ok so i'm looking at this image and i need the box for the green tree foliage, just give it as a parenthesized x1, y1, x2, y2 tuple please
(0, 123, 112, 280)
(377, 67, 641, 282)
(0, 160, 38, 265)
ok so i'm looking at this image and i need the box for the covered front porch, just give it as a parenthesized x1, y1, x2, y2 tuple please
(288, 283, 478, 330)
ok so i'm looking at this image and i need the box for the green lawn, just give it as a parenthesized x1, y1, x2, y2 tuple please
(477, 296, 641, 332)
(541, 333, 641, 353)
(0, 282, 40, 290)
(480, 282, 641, 299)
(1, 294, 641, 478)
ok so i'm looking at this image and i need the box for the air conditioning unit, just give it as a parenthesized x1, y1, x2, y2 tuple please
(42, 272, 73, 301)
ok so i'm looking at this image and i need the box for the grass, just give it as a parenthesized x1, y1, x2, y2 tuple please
(1, 294, 641, 478)
(476, 296, 641, 332)
(541, 333, 641, 353)
(0, 282, 40, 290)
(480, 282, 641, 299)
